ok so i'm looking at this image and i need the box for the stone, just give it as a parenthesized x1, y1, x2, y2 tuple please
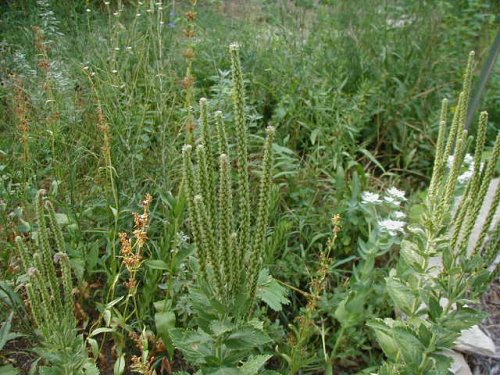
(455, 325, 497, 357)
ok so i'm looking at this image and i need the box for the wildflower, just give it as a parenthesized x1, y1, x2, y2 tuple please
(379, 219, 406, 236)
(126, 46, 132, 51)
(386, 187, 406, 201)
(464, 153, 474, 166)
(86, 8, 91, 13)
(111, 69, 118, 73)
(458, 169, 474, 184)
(104, 1, 110, 5)
(361, 191, 382, 204)
(114, 47, 120, 51)
(136, 13, 141, 17)
(113, 12, 119, 16)
(393, 211, 406, 219)
(384, 195, 399, 205)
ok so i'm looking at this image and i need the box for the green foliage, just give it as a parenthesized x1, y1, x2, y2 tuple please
(14, 191, 98, 373)
(369, 52, 499, 374)
(1, 1, 499, 373)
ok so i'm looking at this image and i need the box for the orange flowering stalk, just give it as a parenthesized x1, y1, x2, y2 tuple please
(119, 194, 153, 294)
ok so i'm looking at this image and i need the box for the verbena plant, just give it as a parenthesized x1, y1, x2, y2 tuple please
(168, 43, 288, 373)
(15, 190, 98, 374)
(368, 52, 500, 374)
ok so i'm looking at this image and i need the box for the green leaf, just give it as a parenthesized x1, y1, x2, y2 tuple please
(442, 308, 487, 331)
(225, 326, 272, 350)
(400, 240, 424, 271)
(240, 355, 272, 374)
(155, 310, 176, 358)
(210, 320, 236, 337)
(54, 213, 69, 225)
(392, 327, 425, 365)
(89, 327, 115, 337)
(367, 319, 399, 361)
(145, 259, 169, 270)
(359, 148, 385, 173)
(428, 296, 443, 321)
(0, 313, 13, 351)
(386, 277, 416, 315)
(113, 354, 125, 375)
(170, 328, 213, 364)
(257, 270, 289, 312)
(0, 365, 20, 375)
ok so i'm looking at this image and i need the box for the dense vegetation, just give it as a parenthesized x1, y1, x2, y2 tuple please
(1, 0, 499, 374)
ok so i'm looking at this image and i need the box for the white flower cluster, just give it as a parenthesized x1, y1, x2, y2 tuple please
(361, 186, 406, 206)
(379, 219, 406, 236)
(361, 186, 408, 238)
(448, 153, 482, 185)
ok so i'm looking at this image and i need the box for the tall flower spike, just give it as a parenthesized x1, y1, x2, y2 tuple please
(229, 42, 251, 268)
(199, 98, 217, 220)
(196, 144, 215, 219)
(193, 194, 224, 298)
(452, 112, 489, 247)
(215, 111, 229, 157)
(463, 133, 500, 252)
(441, 133, 471, 220)
(35, 190, 63, 316)
(183, 145, 208, 281)
(218, 153, 234, 295)
(247, 126, 275, 312)
(429, 98, 448, 200)
(45, 201, 74, 317)
(474, 183, 499, 258)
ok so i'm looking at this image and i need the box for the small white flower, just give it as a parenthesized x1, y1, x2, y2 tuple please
(379, 219, 406, 236)
(386, 187, 406, 201)
(86, 8, 91, 12)
(111, 69, 118, 73)
(113, 11, 119, 16)
(104, 1, 110, 5)
(136, 13, 141, 17)
(160, 21, 165, 26)
(464, 153, 474, 166)
(458, 170, 474, 184)
(146, 9, 153, 13)
(126, 46, 132, 51)
(393, 211, 406, 219)
(384, 196, 399, 205)
(361, 191, 382, 204)
(447, 155, 455, 169)
(114, 47, 120, 51)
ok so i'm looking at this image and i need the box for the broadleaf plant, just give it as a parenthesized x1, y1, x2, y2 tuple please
(15, 190, 99, 374)
(172, 43, 288, 373)
(369, 51, 500, 374)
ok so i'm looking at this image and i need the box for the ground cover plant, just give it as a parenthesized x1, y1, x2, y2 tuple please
(1, 0, 499, 374)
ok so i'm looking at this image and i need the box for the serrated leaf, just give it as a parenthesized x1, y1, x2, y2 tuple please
(367, 319, 399, 361)
(257, 269, 289, 312)
(240, 355, 272, 375)
(210, 320, 236, 337)
(225, 326, 272, 350)
(170, 328, 213, 364)
(392, 327, 425, 365)
(400, 240, 424, 271)
(442, 308, 487, 331)
(386, 277, 416, 315)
